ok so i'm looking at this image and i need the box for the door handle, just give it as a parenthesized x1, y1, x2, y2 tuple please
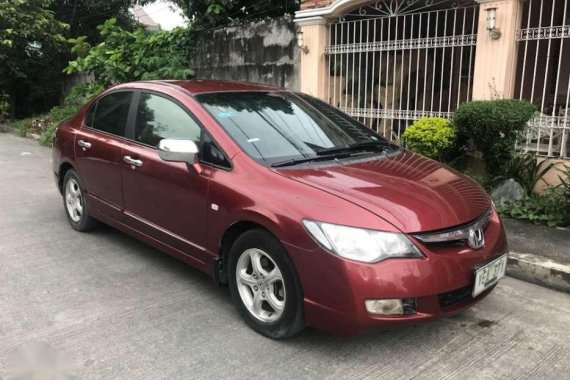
(124, 155, 143, 167)
(78, 140, 92, 149)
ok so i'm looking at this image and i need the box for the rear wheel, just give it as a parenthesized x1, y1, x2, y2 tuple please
(228, 229, 305, 339)
(62, 169, 98, 232)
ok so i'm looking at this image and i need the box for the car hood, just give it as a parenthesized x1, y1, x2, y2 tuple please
(274, 151, 491, 233)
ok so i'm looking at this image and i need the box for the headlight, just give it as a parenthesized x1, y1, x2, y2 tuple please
(302, 220, 423, 263)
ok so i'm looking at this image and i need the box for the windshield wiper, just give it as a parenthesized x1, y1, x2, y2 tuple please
(316, 141, 398, 156)
(270, 152, 352, 168)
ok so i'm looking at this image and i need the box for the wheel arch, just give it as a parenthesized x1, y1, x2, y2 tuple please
(58, 162, 76, 195)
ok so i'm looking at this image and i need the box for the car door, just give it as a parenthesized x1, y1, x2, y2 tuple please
(75, 91, 136, 221)
(121, 91, 211, 263)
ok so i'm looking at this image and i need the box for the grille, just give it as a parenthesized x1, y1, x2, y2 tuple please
(438, 286, 473, 309)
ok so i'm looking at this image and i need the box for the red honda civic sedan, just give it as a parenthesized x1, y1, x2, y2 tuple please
(52, 80, 508, 338)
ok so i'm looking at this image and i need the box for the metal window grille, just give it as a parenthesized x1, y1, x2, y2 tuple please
(516, 0, 570, 158)
(325, 0, 479, 141)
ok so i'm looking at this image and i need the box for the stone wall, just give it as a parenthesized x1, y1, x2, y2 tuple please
(191, 17, 300, 90)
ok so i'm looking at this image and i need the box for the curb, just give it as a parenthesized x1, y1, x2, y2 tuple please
(507, 252, 570, 293)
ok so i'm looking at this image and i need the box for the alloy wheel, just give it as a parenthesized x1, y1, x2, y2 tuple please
(65, 178, 83, 223)
(235, 248, 286, 323)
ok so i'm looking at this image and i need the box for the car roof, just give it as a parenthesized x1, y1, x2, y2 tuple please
(115, 79, 284, 96)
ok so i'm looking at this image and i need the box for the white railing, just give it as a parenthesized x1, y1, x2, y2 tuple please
(516, 0, 570, 158)
(325, 1, 478, 140)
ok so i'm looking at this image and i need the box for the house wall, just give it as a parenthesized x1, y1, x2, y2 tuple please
(191, 17, 300, 90)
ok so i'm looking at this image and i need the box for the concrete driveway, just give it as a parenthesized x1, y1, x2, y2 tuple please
(1, 133, 569, 379)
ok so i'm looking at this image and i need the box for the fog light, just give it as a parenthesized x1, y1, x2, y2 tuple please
(365, 299, 417, 315)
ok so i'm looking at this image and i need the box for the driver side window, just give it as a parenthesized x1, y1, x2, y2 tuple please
(134, 93, 201, 147)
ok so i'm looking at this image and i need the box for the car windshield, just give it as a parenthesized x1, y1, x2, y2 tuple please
(197, 92, 399, 166)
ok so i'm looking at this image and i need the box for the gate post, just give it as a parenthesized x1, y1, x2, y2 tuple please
(295, 17, 330, 100)
(473, 0, 524, 99)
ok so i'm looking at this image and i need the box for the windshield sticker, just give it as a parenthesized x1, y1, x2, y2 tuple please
(217, 111, 235, 118)
(247, 138, 260, 143)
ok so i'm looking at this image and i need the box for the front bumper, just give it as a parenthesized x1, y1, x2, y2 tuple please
(286, 209, 508, 336)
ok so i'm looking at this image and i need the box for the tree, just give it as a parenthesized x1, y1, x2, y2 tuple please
(65, 18, 194, 87)
(172, 0, 300, 29)
(0, 0, 69, 117)
(51, 0, 156, 43)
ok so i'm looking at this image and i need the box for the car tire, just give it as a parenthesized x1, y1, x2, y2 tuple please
(62, 169, 99, 232)
(228, 228, 305, 339)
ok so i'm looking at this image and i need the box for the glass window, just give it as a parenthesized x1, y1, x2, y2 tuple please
(85, 104, 96, 127)
(134, 93, 201, 147)
(201, 133, 231, 169)
(197, 92, 397, 166)
(92, 92, 133, 136)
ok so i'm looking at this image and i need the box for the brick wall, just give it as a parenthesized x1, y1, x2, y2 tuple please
(300, 0, 333, 10)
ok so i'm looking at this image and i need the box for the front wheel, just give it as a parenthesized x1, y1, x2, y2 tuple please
(228, 229, 305, 339)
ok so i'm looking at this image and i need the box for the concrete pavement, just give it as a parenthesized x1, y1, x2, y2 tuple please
(1, 133, 570, 379)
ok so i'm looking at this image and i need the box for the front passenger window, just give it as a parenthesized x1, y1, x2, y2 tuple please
(135, 93, 201, 147)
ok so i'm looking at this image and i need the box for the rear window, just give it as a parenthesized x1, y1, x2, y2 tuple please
(91, 91, 133, 137)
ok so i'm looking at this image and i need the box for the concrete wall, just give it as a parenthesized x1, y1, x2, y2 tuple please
(191, 17, 300, 90)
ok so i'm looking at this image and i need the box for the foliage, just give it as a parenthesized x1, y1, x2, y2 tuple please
(172, 0, 299, 28)
(13, 83, 102, 145)
(0, 93, 9, 122)
(0, 0, 70, 116)
(497, 165, 570, 227)
(496, 187, 570, 227)
(65, 18, 194, 87)
(51, 0, 156, 44)
(402, 117, 456, 160)
(502, 154, 555, 196)
(454, 99, 536, 178)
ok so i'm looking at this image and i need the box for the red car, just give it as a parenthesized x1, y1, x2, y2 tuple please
(52, 80, 508, 338)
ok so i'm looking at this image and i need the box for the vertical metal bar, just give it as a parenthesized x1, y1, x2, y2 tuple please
(543, 0, 557, 156)
(439, 10, 448, 113)
(431, 10, 440, 112)
(457, 7, 467, 108)
(448, 7, 458, 112)
(327, 23, 332, 106)
(344, 22, 349, 110)
(392, 16, 399, 133)
(530, 0, 545, 106)
(407, 13, 414, 112)
(333, 23, 338, 107)
(377, 17, 385, 133)
(551, 0, 566, 157)
(351, 21, 357, 111)
(385, 16, 392, 137)
(364, 20, 369, 126)
(520, 0, 534, 100)
(358, 19, 364, 118)
(415, 12, 422, 112)
(423, 10, 431, 112)
(370, 18, 377, 129)
(399, 13, 407, 123)
(467, 7, 476, 102)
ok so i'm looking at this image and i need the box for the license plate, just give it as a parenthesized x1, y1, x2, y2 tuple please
(472, 254, 508, 297)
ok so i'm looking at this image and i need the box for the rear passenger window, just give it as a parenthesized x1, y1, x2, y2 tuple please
(134, 93, 201, 147)
(92, 92, 133, 136)
(85, 104, 96, 127)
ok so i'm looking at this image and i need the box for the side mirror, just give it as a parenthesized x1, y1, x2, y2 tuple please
(158, 139, 199, 164)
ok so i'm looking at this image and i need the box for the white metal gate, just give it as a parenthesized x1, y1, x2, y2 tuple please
(516, 0, 570, 158)
(325, 0, 479, 140)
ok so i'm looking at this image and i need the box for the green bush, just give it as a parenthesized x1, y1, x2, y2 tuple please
(454, 99, 536, 178)
(496, 187, 570, 227)
(402, 117, 456, 160)
(503, 154, 555, 196)
(65, 18, 194, 87)
(13, 83, 102, 146)
(0, 94, 10, 122)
